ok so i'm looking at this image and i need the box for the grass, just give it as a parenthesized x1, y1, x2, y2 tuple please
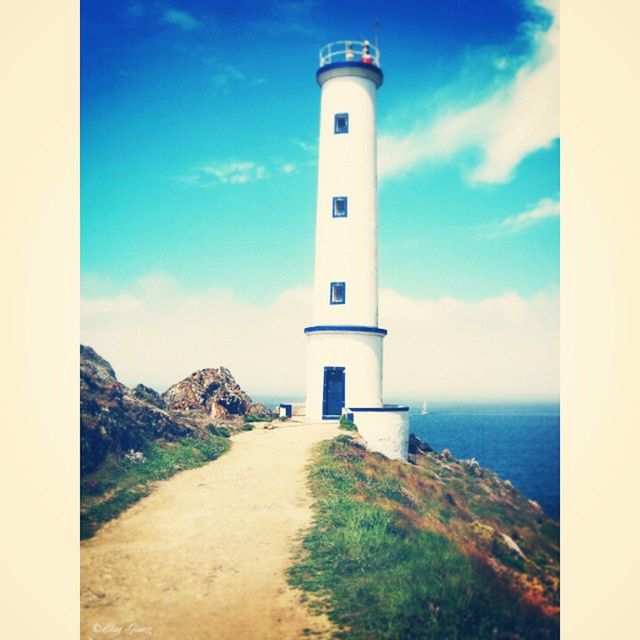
(288, 436, 559, 639)
(245, 414, 273, 422)
(207, 424, 232, 438)
(339, 415, 358, 431)
(81, 433, 230, 540)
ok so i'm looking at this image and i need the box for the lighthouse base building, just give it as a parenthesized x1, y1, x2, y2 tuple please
(300, 39, 409, 461)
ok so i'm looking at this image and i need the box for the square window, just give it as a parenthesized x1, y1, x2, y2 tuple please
(330, 281, 346, 305)
(332, 196, 348, 218)
(334, 113, 349, 134)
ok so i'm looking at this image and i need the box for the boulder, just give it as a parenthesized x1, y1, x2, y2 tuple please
(162, 367, 252, 418)
(131, 384, 166, 409)
(408, 433, 434, 455)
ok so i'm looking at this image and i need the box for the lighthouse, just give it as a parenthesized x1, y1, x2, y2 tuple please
(304, 39, 409, 461)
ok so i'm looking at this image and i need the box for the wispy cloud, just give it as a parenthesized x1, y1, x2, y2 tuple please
(211, 64, 246, 90)
(180, 161, 268, 186)
(292, 138, 317, 154)
(126, 2, 144, 18)
(483, 197, 560, 238)
(258, 0, 320, 36)
(178, 156, 304, 186)
(379, 0, 558, 184)
(280, 162, 296, 174)
(161, 8, 202, 31)
(209, 64, 266, 93)
(81, 275, 558, 400)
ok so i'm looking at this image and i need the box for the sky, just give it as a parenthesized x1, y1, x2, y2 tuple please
(81, 0, 559, 401)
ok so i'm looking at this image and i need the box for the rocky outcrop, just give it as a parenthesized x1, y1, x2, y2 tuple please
(80, 346, 190, 474)
(162, 367, 253, 419)
(132, 384, 166, 409)
(246, 402, 272, 418)
(81, 346, 276, 474)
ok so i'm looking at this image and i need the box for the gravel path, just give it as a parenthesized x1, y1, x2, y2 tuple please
(81, 422, 339, 639)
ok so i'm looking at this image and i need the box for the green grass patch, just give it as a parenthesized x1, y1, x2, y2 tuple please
(245, 414, 272, 422)
(339, 415, 358, 431)
(206, 424, 231, 438)
(81, 434, 230, 540)
(288, 438, 559, 639)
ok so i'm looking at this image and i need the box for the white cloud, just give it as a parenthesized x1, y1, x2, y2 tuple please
(161, 9, 202, 31)
(292, 139, 316, 154)
(378, 0, 559, 184)
(178, 158, 304, 186)
(81, 275, 558, 401)
(484, 197, 560, 238)
(181, 161, 268, 186)
(260, 0, 320, 36)
(211, 64, 246, 91)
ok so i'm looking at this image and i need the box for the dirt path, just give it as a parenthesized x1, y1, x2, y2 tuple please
(81, 422, 339, 640)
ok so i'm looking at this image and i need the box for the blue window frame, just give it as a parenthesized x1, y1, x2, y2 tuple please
(332, 196, 348, 218)
(330, 281, 346, 305)
(334, 113, 349, 134)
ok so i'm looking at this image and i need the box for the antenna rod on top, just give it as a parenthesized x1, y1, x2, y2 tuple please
(374, 18, 379, 53)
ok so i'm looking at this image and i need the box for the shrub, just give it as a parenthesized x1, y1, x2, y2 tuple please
(245, 414, 272, 423)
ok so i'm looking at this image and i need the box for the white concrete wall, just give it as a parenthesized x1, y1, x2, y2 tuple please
(351, 410, 409, 461)
(312, 74, 379, 327)
(305, 330, 383, 421)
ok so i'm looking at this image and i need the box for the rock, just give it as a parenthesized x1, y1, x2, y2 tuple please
(131, 384, 165, 409)
(80, 345, 191, 474)
(162, 367, 252, 418)
(500, 532, 527, 560)
(528, 499, 542, 512)
(462, 457, 484, 477)
(246, 402, 274, 419)
(440, 448, 452, 461)
(408, 433, 434, 454)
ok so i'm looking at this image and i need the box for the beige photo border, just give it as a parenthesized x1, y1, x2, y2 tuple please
(1, 1, 639, 638)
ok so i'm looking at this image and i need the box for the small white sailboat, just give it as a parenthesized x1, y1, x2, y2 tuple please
(421, 399, 429, 415)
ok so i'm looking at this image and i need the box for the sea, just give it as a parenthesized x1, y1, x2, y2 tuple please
(254, 397, 560, 521)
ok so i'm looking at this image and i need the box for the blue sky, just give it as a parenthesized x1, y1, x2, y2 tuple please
(81, 0, 559, 399)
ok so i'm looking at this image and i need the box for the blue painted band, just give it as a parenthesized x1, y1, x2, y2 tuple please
(349, 405, 410, 413)
(304, 325, 388, 336)
(316, 61, 383, 87)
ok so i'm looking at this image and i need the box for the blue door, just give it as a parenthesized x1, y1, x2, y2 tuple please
(322, 367, 345, 419)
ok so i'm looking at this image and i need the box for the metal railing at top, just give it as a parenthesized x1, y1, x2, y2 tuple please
(319, 40, 380, 68)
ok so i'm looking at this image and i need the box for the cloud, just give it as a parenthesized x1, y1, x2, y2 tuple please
(259, 0, 320, 36)
(179, 161, 268, 186)
(378, 0, 558, 184)
(483, 197, 560, 238)
(178, 157, 304, 186)
(211, 64, 246, 91)
(81, 275, 558, 401)
(126, 2, 144, 18)
(161, 9, 202, 31)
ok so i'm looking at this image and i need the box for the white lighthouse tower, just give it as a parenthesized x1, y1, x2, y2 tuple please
(304, 39, 409, 461)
